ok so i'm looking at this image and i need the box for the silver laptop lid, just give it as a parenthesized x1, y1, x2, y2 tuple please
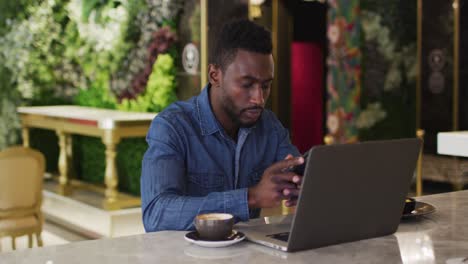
(287, 138, 422, 251)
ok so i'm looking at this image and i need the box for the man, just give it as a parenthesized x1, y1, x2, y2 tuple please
(141, 19, 304, 232)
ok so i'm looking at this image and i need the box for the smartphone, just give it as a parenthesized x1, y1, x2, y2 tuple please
(292, 150, 309, 175)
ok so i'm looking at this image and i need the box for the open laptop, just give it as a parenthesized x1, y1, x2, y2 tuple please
(237, 138, 422, 252)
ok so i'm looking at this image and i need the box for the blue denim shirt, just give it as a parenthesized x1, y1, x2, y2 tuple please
(141, 85, 299, 232)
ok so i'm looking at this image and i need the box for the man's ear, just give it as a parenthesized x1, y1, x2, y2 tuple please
(208, 64, 222, 87)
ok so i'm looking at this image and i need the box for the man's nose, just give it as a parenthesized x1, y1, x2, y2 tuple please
(250, 85, 265, 105)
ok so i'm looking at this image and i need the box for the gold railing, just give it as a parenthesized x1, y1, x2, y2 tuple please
(415, 129, 425, 196)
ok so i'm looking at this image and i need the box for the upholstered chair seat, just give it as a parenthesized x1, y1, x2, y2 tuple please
(0, 216, 40, 232)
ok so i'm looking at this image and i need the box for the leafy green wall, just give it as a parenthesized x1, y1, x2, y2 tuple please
(359, 0, 417, 140)
(0, 0, 185, 195)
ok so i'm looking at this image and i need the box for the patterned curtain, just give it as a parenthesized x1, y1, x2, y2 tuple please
(326, 0, 361, 143)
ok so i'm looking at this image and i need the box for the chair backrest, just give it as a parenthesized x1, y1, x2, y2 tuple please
(0, 146, 45, 212)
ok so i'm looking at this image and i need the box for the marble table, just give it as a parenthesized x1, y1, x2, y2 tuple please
(438, 131, 468, 157)
(18, 106, 156, 208)
(2, 191, 468, 263)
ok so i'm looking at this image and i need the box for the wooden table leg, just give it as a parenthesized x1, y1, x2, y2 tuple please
(56, 130, 72, 195)
(102, 130, 120, 208)
(22, 126, 30, 147)
(66, 134, 74, 179)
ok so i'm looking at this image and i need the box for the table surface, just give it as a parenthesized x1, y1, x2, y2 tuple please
(1, 191, 468, 264)
(18, 105, 156, 122)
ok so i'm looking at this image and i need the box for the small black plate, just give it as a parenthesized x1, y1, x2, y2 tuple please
(402, 201, 436, 219)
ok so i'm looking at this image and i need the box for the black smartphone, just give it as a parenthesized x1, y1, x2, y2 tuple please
(292, 150, 309, 175)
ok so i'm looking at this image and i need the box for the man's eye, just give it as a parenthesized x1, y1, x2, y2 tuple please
(242, 83, 253, 88)
(262, 83, 271, 90)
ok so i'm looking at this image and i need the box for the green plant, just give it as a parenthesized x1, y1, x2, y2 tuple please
(359, 0, 417, 140)
(30, 129, 59, 173)
(0, 0, 36, 35)
(72, 136, 106, 184)
(117, 138, 147, 195)
(0, 95, 21, 150)
(111, 0, 183, 97)
(0, 0, 77, 149)
(0, 0, 82, 102)
(118, 54, 177, 112)
(74, 82, 117, 109)
(0, 0, 183, 195)
(81, 0, 119, 23)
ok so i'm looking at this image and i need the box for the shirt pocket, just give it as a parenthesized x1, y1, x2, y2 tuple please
(187, 172, 225, 196)
(249, 165, 268, 187)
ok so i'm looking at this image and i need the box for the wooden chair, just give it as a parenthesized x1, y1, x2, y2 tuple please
(0, 146, 45, 251)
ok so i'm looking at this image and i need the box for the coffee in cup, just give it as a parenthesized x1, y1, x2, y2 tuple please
(194, 213, 234, 241)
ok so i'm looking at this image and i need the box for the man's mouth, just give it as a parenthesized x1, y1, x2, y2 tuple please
(242, 107, 263, 119)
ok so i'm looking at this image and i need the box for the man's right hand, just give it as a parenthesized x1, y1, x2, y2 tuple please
(248, 155, 304, 208)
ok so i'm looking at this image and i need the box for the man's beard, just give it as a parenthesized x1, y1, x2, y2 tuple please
(221, 94, 262, 128)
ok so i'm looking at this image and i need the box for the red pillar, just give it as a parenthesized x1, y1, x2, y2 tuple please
(291, 42, 324, 153)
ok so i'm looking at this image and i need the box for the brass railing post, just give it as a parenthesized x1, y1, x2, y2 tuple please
(416, 129, 425, 196)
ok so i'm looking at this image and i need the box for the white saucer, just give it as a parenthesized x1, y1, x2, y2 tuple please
(184, 230, 246, 248)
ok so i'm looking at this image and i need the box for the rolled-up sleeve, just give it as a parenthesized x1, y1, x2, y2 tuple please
(141, 116, 250, 232)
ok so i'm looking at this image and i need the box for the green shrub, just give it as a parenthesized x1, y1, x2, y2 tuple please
(72, 136, 105, 184)
(70, 136, 146, 196)
(117, 138, 147, 195)
(30, 129, 59, 174)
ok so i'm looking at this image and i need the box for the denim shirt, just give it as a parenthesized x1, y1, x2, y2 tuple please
(141, 85, 299, 232)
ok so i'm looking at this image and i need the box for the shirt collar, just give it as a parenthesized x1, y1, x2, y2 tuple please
(196, 84, 222, 136)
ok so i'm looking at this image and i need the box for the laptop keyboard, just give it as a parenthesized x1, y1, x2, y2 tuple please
(267, 232, 290, 242)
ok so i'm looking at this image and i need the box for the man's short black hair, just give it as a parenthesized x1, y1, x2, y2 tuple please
(212, 19, 272, 71)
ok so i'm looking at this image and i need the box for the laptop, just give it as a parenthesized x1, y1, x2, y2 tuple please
(237, 138, 422, 252)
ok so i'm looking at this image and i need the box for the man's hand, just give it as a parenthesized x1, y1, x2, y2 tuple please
(248, 155, 304, 208)
(282, 154, 302, 207)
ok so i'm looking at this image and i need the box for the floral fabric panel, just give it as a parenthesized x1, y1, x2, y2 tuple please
(326, 0, 361, 143)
